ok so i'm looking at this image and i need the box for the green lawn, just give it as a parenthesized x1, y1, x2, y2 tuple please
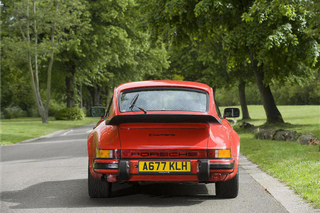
(0, 117, 99, 145)
(230, 105, 320, 208)
(236, 105, 320, 138)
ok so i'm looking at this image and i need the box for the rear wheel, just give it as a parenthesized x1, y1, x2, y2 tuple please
(88, 167, 112, 198)
(215, 171, 239, 198)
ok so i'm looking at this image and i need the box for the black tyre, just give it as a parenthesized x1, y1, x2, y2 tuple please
(88, 167, 112, 198)
(215, 171, 239, 198)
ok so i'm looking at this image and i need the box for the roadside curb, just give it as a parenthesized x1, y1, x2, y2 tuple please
(19, 129, 67, 144)
(1, 129, 67, 146)
(240, 155, 320, 213)
(3, 124, 96, 146)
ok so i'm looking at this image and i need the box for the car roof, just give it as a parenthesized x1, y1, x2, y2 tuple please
(116, 80, 212, 93)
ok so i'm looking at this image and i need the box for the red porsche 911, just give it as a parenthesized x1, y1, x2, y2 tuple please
(87, 81, 240, 198)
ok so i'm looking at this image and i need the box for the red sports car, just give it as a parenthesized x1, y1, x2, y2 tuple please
(88, 81, 240, 198)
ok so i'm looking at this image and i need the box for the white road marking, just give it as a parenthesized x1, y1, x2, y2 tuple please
(61, 129, 73, 136)
(16, 139, 86, 145)
(62, 132, 90, 136)
(86, 130, 92, 133)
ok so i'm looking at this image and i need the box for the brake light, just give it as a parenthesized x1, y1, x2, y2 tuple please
(208, 149, 231, 158)
(96, 149, 120, 159)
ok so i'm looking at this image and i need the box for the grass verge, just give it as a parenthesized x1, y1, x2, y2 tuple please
(230, 105, 320, 208)
(239, 131, 320, 208)
(0, 117, 99, 145)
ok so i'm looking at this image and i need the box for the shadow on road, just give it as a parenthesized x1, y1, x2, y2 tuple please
(1, 179, 219, 209)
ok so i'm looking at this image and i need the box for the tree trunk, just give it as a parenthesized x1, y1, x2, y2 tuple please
(251, 61, 284, 124)
(238, 79, 251, 120)
(66, 71, 75, 107)
(94, 86, 101, 105)
(42, 0, 58, 123)
(88, 85, 102, 106)
(88, 86, 95, 106)
(21, 0, 59, 123)
(85, 99, 91, 110)
(78, 85, 83, 108)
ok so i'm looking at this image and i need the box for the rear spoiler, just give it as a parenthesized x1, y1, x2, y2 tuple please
(106, 114, 222, 125)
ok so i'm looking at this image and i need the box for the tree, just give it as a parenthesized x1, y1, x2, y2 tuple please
(2, 0, 88, 123)
(157, 26, 253, 119)
(240, 0, 319, 122)
(56, 0, 169, 109)
(143, 0, 319, 124)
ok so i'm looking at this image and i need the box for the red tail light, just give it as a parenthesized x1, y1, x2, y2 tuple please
(121, 150, 207, 159)
(208, 150, 215, 158)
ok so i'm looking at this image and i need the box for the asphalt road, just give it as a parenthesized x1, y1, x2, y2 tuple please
(0, 124, 290, 213)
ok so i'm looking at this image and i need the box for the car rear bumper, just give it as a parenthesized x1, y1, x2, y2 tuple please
(93, 158, 235, 182)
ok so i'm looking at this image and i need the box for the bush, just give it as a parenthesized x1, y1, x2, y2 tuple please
(2, 106, 27, 119)
(26, 107, 40, 117)
(49, 100, 66, 116)
(55, 107, 85, 120)
(86, 108, 93, 117)
(0, 111, 5, 119)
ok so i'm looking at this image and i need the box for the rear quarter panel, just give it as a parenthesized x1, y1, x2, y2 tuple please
(87, 120, 121, 179)
(208, 120, 240, 179)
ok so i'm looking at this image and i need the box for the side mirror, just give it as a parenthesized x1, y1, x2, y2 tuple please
(90, 106, 106, 117)
(224, 108, 240, 118)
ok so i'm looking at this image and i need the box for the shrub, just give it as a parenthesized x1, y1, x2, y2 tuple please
(26, 107, 40, 117)
(3, 106, 27, 119)
(86, 108, 92, 117)
(49, 100, 66, 116)
(0, 111, 5, 119)
(55, 107, 85, 120)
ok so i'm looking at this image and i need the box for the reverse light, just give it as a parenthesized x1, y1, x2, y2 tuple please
(208, 149, 231, 159)
(96, 149, 119, 159)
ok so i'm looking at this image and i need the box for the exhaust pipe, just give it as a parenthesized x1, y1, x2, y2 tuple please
(101, 175, 107, 182)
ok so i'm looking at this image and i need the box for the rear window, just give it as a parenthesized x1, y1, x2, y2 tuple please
(119, 89, 208, 113)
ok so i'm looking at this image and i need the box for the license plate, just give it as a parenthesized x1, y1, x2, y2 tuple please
(138, 161, 191, 173)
